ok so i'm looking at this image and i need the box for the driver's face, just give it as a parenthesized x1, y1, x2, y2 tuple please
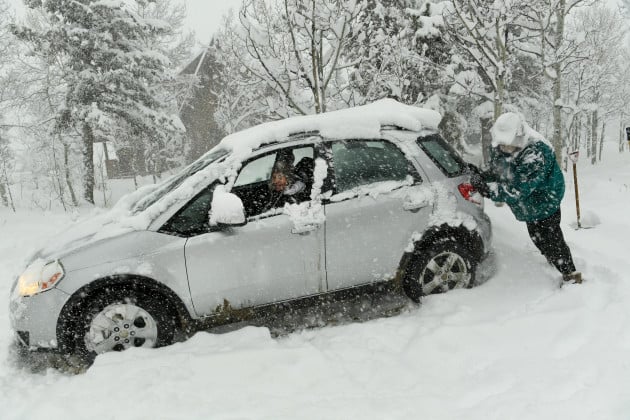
(498, 144, 521, 154)
(271, 172, 288, 192)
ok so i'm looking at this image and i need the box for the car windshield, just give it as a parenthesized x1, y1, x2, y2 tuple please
(132, 149, 229, 213)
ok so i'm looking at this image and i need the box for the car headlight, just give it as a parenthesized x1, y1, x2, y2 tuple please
(16, 260, 65, 297)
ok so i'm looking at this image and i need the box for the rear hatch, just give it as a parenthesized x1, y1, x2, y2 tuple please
(415, 134, 484, 209)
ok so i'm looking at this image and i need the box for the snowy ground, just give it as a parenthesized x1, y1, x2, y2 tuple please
(1, 146, 629, 420)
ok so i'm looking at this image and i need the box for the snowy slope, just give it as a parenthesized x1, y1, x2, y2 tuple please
(1, 147, 629, 420)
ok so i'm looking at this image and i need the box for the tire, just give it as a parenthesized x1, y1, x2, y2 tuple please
(403, 238, 477, 303)
(73, 286, 176, 361)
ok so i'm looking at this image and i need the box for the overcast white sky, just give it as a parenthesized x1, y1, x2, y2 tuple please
(7, 0, 242, 46)
(182, 0, 242, 44)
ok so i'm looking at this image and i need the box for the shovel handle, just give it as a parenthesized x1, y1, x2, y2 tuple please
(573, 162, 581, 228)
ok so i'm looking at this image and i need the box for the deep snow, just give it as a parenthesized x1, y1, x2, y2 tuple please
(1, 145, 630, 420)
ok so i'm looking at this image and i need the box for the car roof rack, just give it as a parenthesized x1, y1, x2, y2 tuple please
(257, 131, 320, 149)
(287, 130, 321, 139)
(381, 124, 415, 131)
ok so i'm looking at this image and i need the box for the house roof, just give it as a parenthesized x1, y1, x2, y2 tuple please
(179, 48, 209, 76)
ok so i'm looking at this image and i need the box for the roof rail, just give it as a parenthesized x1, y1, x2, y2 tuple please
(286, 130, 321, 139)
(259, 131, 321, 148)
(381, 124, 414, 131)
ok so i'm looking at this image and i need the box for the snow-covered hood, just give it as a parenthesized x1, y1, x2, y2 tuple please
(27, 192, 153, 264)
(27, 150, 233, 266)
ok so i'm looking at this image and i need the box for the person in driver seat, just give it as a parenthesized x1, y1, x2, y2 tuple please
(263, 160, 307, 211)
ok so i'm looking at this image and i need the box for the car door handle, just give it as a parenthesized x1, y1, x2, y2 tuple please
(291, 224, 319, 235)
(403, 201, 429, 213)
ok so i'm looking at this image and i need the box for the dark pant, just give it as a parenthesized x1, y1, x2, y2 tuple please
(526, 209, 576, 276)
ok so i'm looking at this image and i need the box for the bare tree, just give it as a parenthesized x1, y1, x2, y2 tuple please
(7, 8, 86, 209)
(13, 0, 183, 204)
(0, 134, 15, 211)
(445, 0, 534, 164)
(517, 0, 593, 163)
(0, 0, 20, 210)
(132, 0, 196, 173)
(238, 0, 366, 115)
(561, 5, 626, 164)
(214, 0, 454, 140)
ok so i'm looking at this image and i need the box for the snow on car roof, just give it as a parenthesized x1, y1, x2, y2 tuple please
(218, 99, 442, 156)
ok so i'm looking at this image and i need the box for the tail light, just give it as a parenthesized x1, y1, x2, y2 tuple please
(458, 182, 483, 206)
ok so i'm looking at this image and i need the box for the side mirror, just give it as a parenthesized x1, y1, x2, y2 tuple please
(209, 186, 246, 227)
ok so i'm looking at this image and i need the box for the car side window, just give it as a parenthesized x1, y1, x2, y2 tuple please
(160, 185, 216, 237)
(331, 140, 416, 192)
(417, 135, 466, 177)
(231, 146, 315, 218)
(233, 154, 276, 187)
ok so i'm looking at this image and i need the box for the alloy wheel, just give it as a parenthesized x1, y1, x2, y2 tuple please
(85, 303, 158, 354)
(419, 251, 471, 294)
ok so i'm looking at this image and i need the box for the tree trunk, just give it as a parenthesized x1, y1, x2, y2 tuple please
(0, 162, 15, 212)
(0, 154, 7, 206)
(495, 21, 507, 120)
(590, 109, 597, 165)
(0, 180, 8, 207)
(50, 135, 67, 212)
(585, 113, 592, 159)
(571, 115, 579, 151)
(552, 72, 563, 165)
(310, 1, 321, 114)
(493, 85, 503, 119)
(620, 115, 626, 153)
(82, 123, 95, 204)
(551, 0, 566, 165)
(480, 116, 493, 167)
(64, 142, 78, 206)
(597, 121, 606, 162)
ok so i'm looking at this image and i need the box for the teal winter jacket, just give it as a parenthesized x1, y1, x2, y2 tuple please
(481, 140, 565, 222)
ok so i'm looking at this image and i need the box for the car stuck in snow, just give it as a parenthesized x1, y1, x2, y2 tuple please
(9, 99, 492, 363)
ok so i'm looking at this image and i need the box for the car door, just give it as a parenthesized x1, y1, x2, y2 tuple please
(323, 139, 432, 291)
(181, 145, 325, 317)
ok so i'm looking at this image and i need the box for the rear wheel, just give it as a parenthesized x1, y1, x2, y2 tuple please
(403, 239, 476, 302)
(74, 287, 176, 361)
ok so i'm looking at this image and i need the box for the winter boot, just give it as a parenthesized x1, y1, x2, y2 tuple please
(562, 271, 582, 285)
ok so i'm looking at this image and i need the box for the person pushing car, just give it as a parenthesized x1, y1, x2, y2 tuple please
(471, 112, 582, 285)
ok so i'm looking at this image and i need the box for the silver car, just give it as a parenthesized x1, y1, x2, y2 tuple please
(9, 101, 491, 362)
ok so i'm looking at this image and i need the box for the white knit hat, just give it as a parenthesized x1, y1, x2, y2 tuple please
(491, 112, 526, 148)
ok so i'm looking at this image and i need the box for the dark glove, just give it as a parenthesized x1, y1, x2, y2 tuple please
(470, 173, 490, 197)
(466, 163, 482, 176)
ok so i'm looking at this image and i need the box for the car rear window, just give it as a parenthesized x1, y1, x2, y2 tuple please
(331, 140, 412, 192)
(417, 135, 466, 177)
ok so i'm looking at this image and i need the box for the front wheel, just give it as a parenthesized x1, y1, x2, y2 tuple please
(74, 287, 176, 361)
(403, 239, 476, 302)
